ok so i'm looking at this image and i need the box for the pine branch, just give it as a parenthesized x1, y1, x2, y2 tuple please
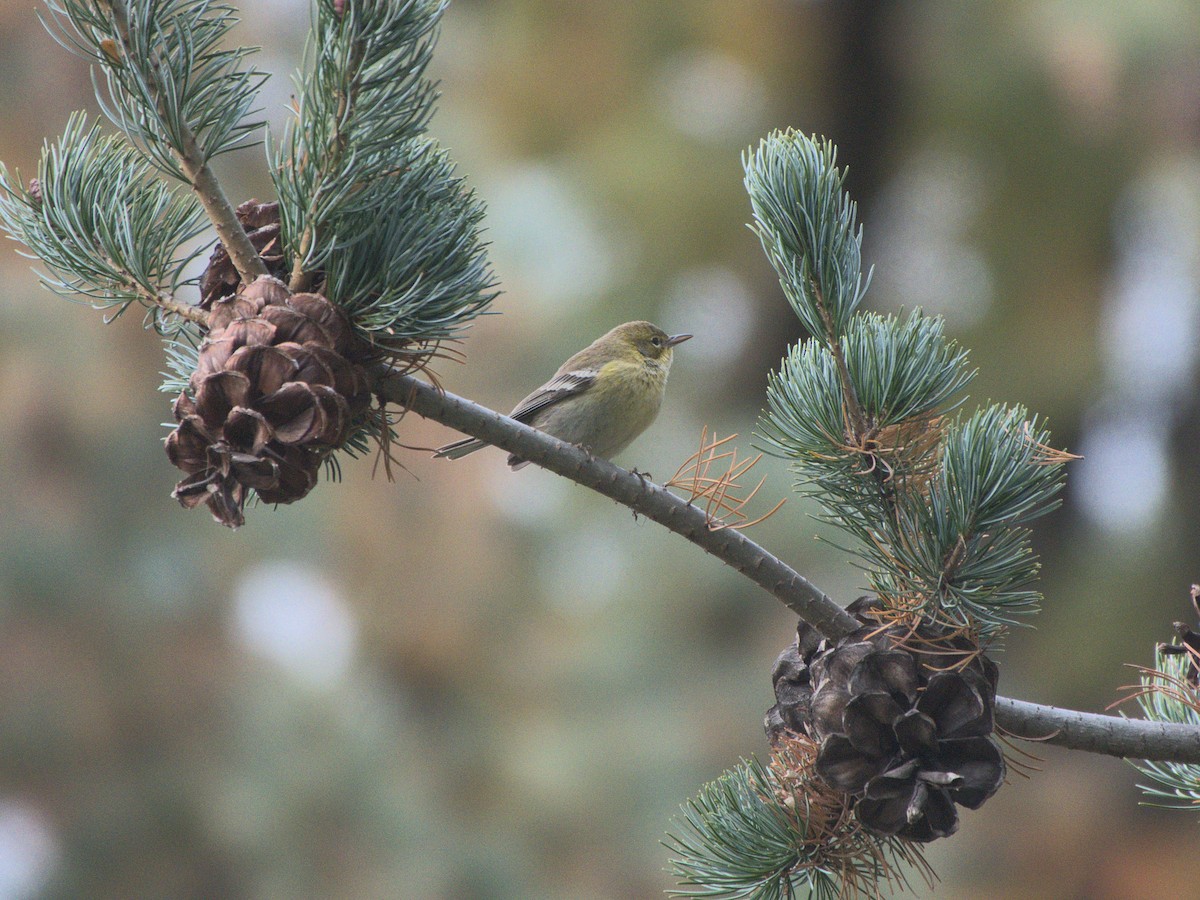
(147, 290, 208, 326)
(749, 131, 1070, 638)
(758, 311, 971, 470)
(44, 0, 269, 285)
(859, 405, 1068, 632)
(272, 0, 442, 289)
(0, 113, 208, 327)
(744, 131, 867, 343)
(1110, 649, 1200, 807)
(377, 371, 860, 641)
(379, 371, 1200, 767)
(746, 131, 871, 439)
(174, 130, 267, 287)
(667, 738, 935, 899)
(996, 696, 1200, 764)
(666, 758, 821, 899)
(319, 140, 497, 352)
(270, 0, 495, 354)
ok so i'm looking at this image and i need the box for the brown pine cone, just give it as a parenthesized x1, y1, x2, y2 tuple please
(166, 276, 372, 527)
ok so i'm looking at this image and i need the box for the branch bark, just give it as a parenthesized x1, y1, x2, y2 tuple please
(377, 371, 1200, 766)
(996, 697, 1200, 763)
(146, 289, 208, 326)
(176, 139, 268, 286)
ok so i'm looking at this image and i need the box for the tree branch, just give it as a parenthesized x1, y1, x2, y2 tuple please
(995, 697, 1200, 764)
(107, 0, 267, 287)
(149, 289, 208, 326)
(377, 371, 860, 642)
(377, 371, 1200, 766)
(175, 136, 267, 286)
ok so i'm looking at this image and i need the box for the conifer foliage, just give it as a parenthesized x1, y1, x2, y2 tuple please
(668, 131, 1072, 898)
(0, 0, 496, 526)
(4, 4, 1199, 897)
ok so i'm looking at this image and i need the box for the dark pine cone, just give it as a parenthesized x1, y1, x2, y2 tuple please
(166, 276, 373, 528)
(1158, 585, 1200, 686)
(765, 598, 1005, 843)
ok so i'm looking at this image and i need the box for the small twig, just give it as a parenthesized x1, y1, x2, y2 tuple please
(176, 137, 267, 286)
(810, 276, 868, 439)
(148, 289, 207, 326)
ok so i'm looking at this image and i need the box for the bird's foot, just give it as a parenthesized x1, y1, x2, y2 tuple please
(628, 468, 654, 522)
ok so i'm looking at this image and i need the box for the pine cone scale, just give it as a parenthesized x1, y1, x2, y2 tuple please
(814, 733, 880, 794)
(892, 708, 939, 756)
(193, 371, 252, 425)
(172, 470, 220, 508)
(257, 383, 321, 443)
(917, 670, 993, 739)
(223, 407, 273, 454)
(842, 692, 905, 757)
(165, 416, 212, 471)
(225, 345, 298, 398)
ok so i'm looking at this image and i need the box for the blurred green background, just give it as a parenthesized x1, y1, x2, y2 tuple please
(2, 1, 1200, 897)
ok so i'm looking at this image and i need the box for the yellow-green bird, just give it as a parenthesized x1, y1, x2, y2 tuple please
(434, 321, 692, 470)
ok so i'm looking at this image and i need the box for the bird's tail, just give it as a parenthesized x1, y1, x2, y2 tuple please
(433, 437, 487, 460)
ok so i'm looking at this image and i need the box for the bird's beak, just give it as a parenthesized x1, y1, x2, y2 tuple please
(666, 333, 693, 347)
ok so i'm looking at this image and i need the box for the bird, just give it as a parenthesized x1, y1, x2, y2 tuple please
(434, 320, 692, 470)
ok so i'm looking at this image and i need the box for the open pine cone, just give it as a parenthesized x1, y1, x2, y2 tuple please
(165, 275, 372, 528)
(765, 598, 1005, 843)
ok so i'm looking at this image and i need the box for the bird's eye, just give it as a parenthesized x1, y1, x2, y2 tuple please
(651, 336, 662, 347)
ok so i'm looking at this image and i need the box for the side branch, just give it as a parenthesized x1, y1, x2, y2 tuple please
(811, 277, 867, 437)
(108, 0, 267, 286)
(177, 141, 267, 286)
(148, 289, 208, 326)
(377, 372, 1200, 766)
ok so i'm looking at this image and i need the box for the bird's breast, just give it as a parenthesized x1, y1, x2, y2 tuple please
(534, 358, 667, 459)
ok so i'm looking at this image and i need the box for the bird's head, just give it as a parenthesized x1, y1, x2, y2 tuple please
(612, 321, 693, 364)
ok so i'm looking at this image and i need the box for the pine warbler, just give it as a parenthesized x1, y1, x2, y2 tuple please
(434, 321, 691, 469)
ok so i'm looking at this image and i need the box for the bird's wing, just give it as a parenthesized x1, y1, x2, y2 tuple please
(508, 368, 598, 423)
(433, 368, 597, 461)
